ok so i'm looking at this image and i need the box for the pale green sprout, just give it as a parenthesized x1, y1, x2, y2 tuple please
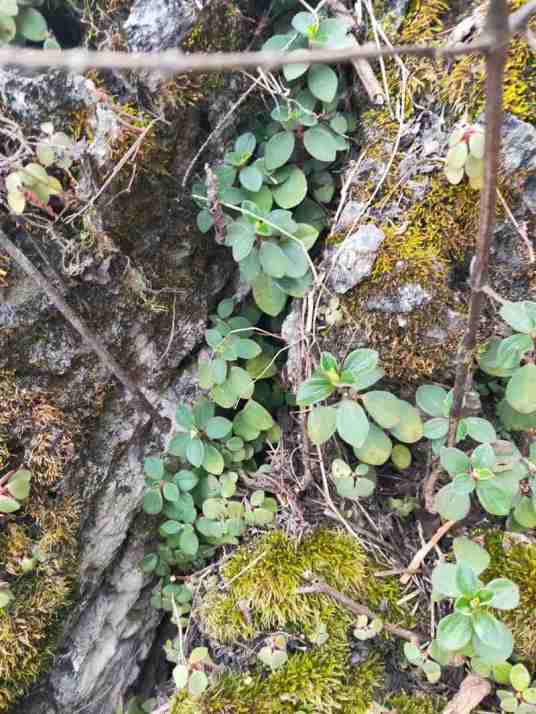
(444, 125, 485, 189)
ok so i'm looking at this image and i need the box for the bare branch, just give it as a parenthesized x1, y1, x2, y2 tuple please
(448, 0, 509, 444)
(0, 228, 166, 428)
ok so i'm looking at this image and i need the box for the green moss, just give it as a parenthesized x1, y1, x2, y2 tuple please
(483, 531, 536, 662)
(384, 692, 445, 714)
(198, 528, 412, 643)
(0, 372, 80, 712)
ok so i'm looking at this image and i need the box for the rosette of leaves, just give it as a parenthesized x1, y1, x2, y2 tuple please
(173, 646, 215, 699)
(258, 634, 288, 670)
(416, 384, 496, 454)
(298, 350, 423, 464)
(0, 468, 32, 513)
(6, 162, 63, 214)
(431, 537, 518, 665)
(444, 124, 485, 189)
(0, 0, 59, 48)
(434, 441, 526, 521)
(330, 458, 376, 499)
(403, 642, 441, 684)
(353, 614, 383, 641)
(496, 663, 536, 713)
(36, 123, 75, 170)
(478, 300, 536, 430)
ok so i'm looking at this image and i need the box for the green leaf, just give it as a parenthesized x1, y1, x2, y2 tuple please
(468, 131, 485, 159)
(303, 126, 338, 162)
(336, 400, 370, 448)
(485, 578, 519, 610)
(446, 142, 468, 169)
(239, 164, 263, 192)
(476, 479, 513, 516)
(141, 553, 158, 573)
(179, 526, 199, 556)
(296, 376, 335, 406)
(176, 405, 195, 430)
(242, 399, 274, 431)
(259, 241, 289, 278)
(272, 166, 308, 209)
(17, 7, 48, 41)
(265, 131, 296, 171)
(0, 13, 16, 45)
(175, 470, 199, 492)
(245, 184, 273, 213)
(193, 398, 215, 429)
(455, 562, 478, 596)
(506, 364, 536, 414)
(163, 482, 180, 502)
(416, 384, 448, 417)
(499, 301, 534, 333)
(197, 209, 214, 233)
(453, 537, 490, 575)
(307, 406, 337, 445)
(343, 349, 379, 375)
(423, 417, 449, 440)
(472, 611, 513, 658)
(437, 612, 473, 651)
(227, 366, 254, 400)
(188, 670, 209, 698)
(206, 416, 233, 440)
(283, 58, 310, 81)
(160, 520, 181, 536)
(471, 443, 496, 470)
(510, 664, 531, 693)
(173, 664, 189, 690)
(279, 240, 309, 278)
(307, 64, 338, 103)
(168, 432, 189, 457)
(0, 495, 21, 513)
(432, 562, 461, 598)
(202, 444, 225, 475)
(388, 401, 423, 444)
(6, 470, 31, 500)
(292, 11, 317, 35)
(235, 132, 256, 156)
(230, 222, 256, 263)
(353, 423, 392, 466)
(514, 496, 536, 528)
(497, 334, 534, 366)
(434, 483, 471, 521)
(361, 391, 402, 429)
(143, 488, 163, 515)
(186, 438, 205, 468)
(440, 447, 470, 477)
(352, 367, 385, 391)
(464, 417, 496, 443)
(252, 272, 288, 316)
(212, 381, 237, 409)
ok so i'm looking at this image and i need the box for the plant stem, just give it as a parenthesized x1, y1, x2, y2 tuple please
(447, 0, 509, 446)
(297, 579, 424, 644)
(0, 229, 166, 429)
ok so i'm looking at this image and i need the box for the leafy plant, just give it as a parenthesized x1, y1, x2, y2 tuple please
(353, 614, 383, 641)
(478, 299, 536, 432)
(0, 0, 59, 48)
(433, 441, 526, 521)
(258, 634, 288, 670)
(403, 642, 441, 684)
(298, 350, 423, 464)
(330, 458, 376, 499)
(444, 124, 485, 189)
(431, 537, 518, 665)
(496, 663, 536, 713)
(416, 383, 496, 454)
(0, 468, 32, 513)
(0, 581, 14, 609)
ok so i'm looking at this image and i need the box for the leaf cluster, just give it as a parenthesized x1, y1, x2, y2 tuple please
(496, 663, 536, 713)
(0, 468, 32, 513)
(173, 646, 215, 699)
(299, 350, 423, 468)
(258, 634, 288, 670)
(0, 0, 58, 48)
(444, 125, 485, 189)
(431, 537, 518, 666)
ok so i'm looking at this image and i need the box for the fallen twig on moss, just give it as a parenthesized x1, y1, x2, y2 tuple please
(297, 577, 425, 644)
(442, 674, 491, 714)
(400, 520, 455, 585)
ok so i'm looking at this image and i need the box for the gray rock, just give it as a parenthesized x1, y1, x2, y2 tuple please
(0, 69, 97, 126)
(325, 225, 386, 294)
(500, 113, 536, 174)
(124, 0, 209, 52)
(522, 175, 536, 215)
(366, 283, 432, 314)
(334, 200, 366, 231)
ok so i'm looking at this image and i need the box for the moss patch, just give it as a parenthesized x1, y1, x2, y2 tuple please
(0, 372, 81, 712)
(384, 692, 445, 713)
(483, 531, 536, 662)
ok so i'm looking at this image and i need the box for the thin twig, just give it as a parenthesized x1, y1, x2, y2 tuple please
(297, 578, 424, 643)
(0, 229, 165, 427)
(448, 0, 509, 445)
(497, 188, 535, 263)
(400, 520, 454, 585)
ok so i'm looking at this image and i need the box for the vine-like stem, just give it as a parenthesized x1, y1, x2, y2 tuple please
(297, 578, 425, 644)
(0, 229, 166, 429)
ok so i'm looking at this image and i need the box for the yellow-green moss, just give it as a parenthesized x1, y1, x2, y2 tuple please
(198, 528, 412, 644)
(483, 531, 536, 662)
(171, 649, 383, 714)
(0, 372, 81, 711)
(384, 692, 445, 714)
